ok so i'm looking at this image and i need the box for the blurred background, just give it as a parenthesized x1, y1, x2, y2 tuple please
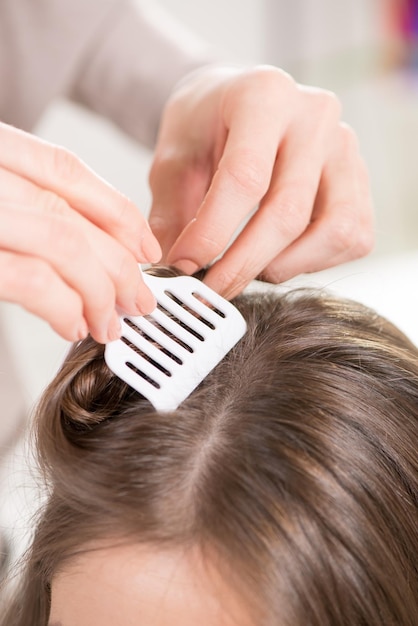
(2, 0, 418, 575)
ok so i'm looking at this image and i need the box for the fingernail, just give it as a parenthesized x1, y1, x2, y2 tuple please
(141, 232, 162, 263)
(77, 319, 89, 341)
(172, 259, 199, 275)
(108, 312, 122, 342)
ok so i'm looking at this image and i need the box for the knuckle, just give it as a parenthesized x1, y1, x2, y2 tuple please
(97, 280, 116, 309)
(273, 191, 310, 239)
(46, 216, 84, 259)
(355, 226, 375, 257)
(114, 192, 134, 227)
(52, 146, 84, 183)
(1, 254, 52, 300)
(196, 228, 225, 260)
(37, 190, 69, 217)
(94, 280, 115, 314)
(1, 255, 23, 294)
(109, 193, 144, 245)
(82, 273, 115, 320)
(328, 210, 358, 252)
(241, 65, 296, 98)
(259, 264, 286, 285)
(217, 266, 250, 295)
(115, 250, 139, 291)
(223, 151, 270, 198)
(309, 88, 342, 121)
(19, 258, 54, 298)
(338, 122, 360, 155)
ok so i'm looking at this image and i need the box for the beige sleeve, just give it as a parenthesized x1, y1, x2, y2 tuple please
(0, 0, 214, 147)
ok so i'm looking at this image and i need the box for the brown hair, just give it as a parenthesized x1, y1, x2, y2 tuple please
(2, 272, 418, 625)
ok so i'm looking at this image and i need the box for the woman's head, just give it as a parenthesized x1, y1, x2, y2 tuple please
(4, 279, 418, 625)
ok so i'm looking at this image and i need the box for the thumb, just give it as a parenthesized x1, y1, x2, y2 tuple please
(148, 155, 211, 261)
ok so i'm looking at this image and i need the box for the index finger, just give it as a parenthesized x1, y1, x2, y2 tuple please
(166, 75, 293, 273)
(0, 123, 161, 263)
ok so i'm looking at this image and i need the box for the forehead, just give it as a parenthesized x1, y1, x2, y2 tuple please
(49, 542, 255, 626)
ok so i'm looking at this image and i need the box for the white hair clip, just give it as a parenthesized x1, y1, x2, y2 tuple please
(105, 271, 247, 411)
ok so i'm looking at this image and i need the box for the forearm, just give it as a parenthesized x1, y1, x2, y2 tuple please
(68, 0, 216, 148)
(0, 0, 121, 131)
(0, 0, 214, 146)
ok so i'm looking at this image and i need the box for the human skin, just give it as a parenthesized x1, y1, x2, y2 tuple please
(49, 543, 255, 626)
(150, 65, 374, 298)
(0, 66, 373, 343)
(0, 122, 162, 343)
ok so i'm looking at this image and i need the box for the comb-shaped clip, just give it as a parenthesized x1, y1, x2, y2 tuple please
(105, 273, 247, 411)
